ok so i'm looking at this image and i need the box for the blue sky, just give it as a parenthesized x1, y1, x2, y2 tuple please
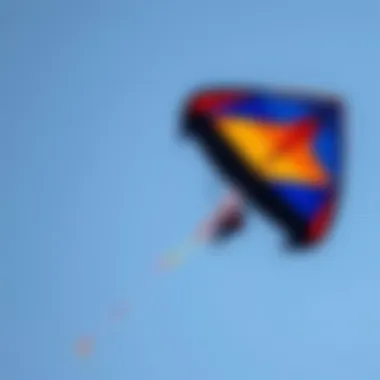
(1, 0, 380, 379)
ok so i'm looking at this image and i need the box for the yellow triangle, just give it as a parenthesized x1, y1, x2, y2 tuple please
(216, 117, 282, 175)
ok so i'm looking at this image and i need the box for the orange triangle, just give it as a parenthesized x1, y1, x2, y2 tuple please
(266, 143, 328, 185)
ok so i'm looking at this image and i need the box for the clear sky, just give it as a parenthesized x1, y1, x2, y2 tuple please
(1, 0, 380, 379)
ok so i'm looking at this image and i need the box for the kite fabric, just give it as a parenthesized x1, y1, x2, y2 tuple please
(183, 86, 344, 247)
(195, 189, 246, 242)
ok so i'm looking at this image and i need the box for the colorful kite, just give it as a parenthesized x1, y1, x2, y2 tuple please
(182, 86, 344, 247)
(74, 85, 345, 361)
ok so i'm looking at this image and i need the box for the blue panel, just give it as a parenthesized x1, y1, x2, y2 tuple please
(313, 121, 341, 181)
(272, 183, 327, 219)
(221, 95, 313, 123)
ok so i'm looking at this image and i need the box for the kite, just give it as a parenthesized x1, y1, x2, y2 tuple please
(182, 86, 345, 248)
(73, 85, 345, 361)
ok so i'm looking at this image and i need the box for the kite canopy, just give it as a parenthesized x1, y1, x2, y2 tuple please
(182, 86, 345, 247)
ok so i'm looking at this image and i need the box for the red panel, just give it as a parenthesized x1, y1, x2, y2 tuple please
(189, 91, 245, 115)
(308, 197, 335, 242)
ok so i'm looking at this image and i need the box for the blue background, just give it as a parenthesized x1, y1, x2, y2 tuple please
(1, 0, 378, 379)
